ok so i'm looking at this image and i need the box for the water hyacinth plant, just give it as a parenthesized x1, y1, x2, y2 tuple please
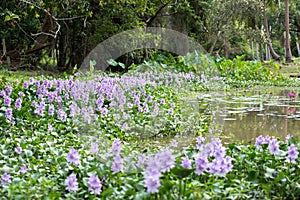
(1, 53, 300, 198)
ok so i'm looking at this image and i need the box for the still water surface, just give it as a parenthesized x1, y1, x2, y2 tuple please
(204, 87, 300, 144)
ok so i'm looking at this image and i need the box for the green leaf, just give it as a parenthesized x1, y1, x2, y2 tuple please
(107, 59, 118, 66)
(119, 62, 126, 69)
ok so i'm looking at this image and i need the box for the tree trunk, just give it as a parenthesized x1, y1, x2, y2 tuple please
(209, 31, 221, 54)
(284, 0, 293, 63)
(251, 41, 255, 60)
(256, 42, 259, 60)
(259, 42, 264, 61)
(262, 0, 280, 61)
(223, 38, 229, 59)
(296, 37, 300, 57)
(2, 38, 11, 66)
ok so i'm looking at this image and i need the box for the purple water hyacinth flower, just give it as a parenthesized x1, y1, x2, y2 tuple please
(195, 156, 209, 175)
(170, 102, 175, 107)
(38, 101, 46, 115)
(0, 90, 5, 97)
(90, 142, 99, 154)
(5, 108, 12, 120)
(181, 157, 192, 169)
(209, 158, 221, 175)
(147, 95, 152, 102)
(18, 92, 25, 97)
(152, 104, 159, 116)
(196, 136, 205, 149)
(101, 107, 108, 117)
(48, 105, 55, 116)
(29, 77, 34, 83)
(168, 108, 173, 115)
(88, 174, 102, 195)
(146, 156, 161, 179)
(58, 109, 67, 122)
(64, 93, 69, 101)
(111, 154, 124, 174)
(145, 176, 161, 193)
(269, 138, 279, 155)
(286, 144, 299, 164)
(35, 80, 40, 87)
(264, 136, 271, 144)
(111, 139, 122, 155)
(156, 149, 175, 173)
(209, 156, 233, 175)
(203, 142, 214, 158)
(170, 139, 178, 148)
(222, 156, 233, 173)
(48, 123, 53, 133)
(96, 96, 104, 109)
(255, 135, 264, 149)
(137, 154, 147, 168)
(160, 98, 165, 105)
(138, 105, 143, 113)
(67, 148, 80, 166)
(5, 86, 12, 96)
(4, 96, 11, 107)
(19, 166, 27, 174)
(23, 82, 29, 89)
(127, 102, 133, 109)
(36, 86, 44, 96)
(47, 92, 57, 102)
(14, 98, 22, 110)
(1, 173, 11, 185)
(15, 146, 22, 154)
(143, 103, 149, 113)
(31, 101, 38, 108)
(57, 96, 63, 108)
(69, 102, 78, 117)
(134, 97, 140, 105)
(82, 92, 90, 104)
(121, 123, 128, 131)
(65, 174, 78, 192)
(214, 146, 226, 159)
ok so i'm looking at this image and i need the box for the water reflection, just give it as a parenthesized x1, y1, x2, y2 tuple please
(201, 87, 300, 144)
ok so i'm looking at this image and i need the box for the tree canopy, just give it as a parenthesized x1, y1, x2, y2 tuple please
(0, 0, 299, 71)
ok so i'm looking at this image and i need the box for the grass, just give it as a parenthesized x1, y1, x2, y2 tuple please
(267, 57, 300, 76)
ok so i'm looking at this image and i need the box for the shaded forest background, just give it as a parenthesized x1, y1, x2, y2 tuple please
(1, 0, 300, 72)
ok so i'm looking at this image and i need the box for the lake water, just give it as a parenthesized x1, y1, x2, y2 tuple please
(194, 87, 300, 144)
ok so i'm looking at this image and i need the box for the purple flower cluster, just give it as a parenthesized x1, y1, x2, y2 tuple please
(1, 173, 11, 185)
(194, 137, 233, 176)
(255, 135, 280, 155)
(15, 146, 22, 154)
(144, 149, 175, 193)
(255, 135, 271, 147)
(181, 157, 192, 169)
(286, 144, 299, 164)
(64, 173, 103, 195)
(89, 142, 99, 154)
(269, 138, 280, 155)
(19, 166, 27, 174)
(67, 148, 80, 166)
(88, 174, 102, 195)
(65, 174, 78, 192)
(111, 139, 124, 174)
(111, 154, 124, 174)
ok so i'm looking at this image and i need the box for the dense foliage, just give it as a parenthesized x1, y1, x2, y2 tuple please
(1, 52, 300, 199)
(1, 0, 300, 71)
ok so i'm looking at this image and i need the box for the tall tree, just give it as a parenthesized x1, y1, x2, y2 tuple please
(284, 0, 293, 62)
(263, 0, 281, 61)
